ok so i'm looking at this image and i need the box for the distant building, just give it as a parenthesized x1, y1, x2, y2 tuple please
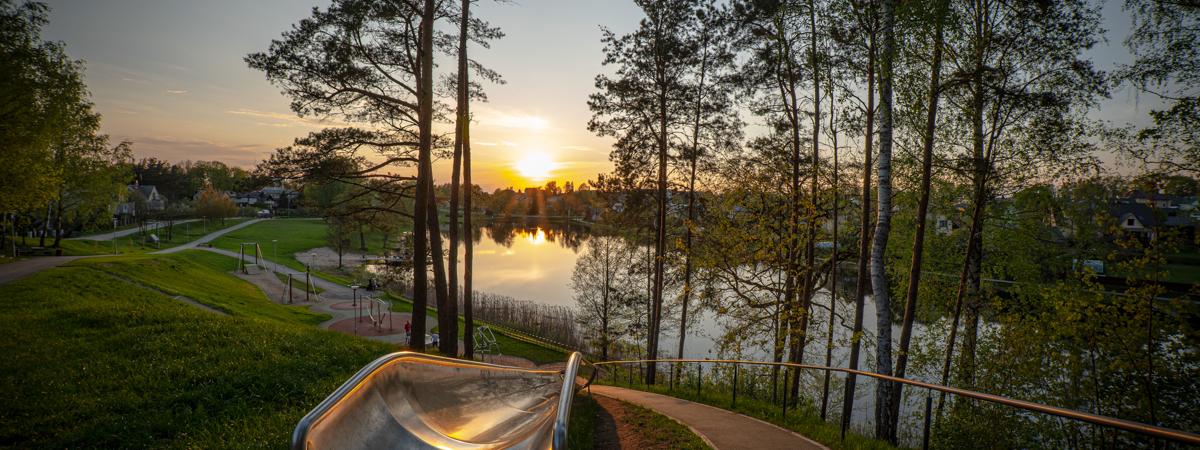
(113, 184, 165, 215)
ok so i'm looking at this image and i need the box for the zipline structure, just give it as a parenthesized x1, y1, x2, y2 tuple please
(238, 242, 263, 273)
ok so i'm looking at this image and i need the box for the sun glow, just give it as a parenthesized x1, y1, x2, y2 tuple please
(524, 228, 547, 245)
(513, 152, 558, 182)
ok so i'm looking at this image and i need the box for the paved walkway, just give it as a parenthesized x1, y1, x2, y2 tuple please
(151, 218, 265, 253)
(589, 385, 827, 450)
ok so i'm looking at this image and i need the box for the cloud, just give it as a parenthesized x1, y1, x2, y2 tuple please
(474, 107, 554, 132)
(111, 110, 138, 115)
(474, 141, 499, 146)
(560, 145, 594, 152)
(166, 90, 187, 94)
(503, 142, 518, 147)
(122, 78, 148, 83)
(228, 108, 326, 128)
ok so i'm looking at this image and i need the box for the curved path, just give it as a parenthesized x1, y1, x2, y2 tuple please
(589, 385, 827, 450)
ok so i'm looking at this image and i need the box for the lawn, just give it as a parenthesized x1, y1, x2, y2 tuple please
(64, 250, 330, 326)
(205, 219, 405, 285)
(0, 262, 396, 449)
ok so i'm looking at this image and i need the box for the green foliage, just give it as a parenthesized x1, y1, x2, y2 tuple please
(0, 263, 394, 448)
(193, 185, 238, 225)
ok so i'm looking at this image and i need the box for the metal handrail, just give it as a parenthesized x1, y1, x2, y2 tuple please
(591, 358, 1200, 447)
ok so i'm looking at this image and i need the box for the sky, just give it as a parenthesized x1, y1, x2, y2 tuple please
(39, 0, 1158, 192)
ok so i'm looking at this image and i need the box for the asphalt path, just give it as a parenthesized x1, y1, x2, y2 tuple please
(0, 256, 88, 287)
(590, 385, 828, 450)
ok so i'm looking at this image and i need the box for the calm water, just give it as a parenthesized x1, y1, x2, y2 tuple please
(451, 218, 944, 436)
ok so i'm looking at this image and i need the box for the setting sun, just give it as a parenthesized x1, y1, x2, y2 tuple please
(513, 152, 558, 182)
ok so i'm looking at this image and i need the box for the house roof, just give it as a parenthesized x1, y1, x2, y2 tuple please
(1125, 189, 1172, 201)
(1117, 203, 1157, 227)
(129, 185, 158, 198)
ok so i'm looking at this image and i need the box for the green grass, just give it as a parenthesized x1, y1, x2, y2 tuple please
(568, 392, 598, 449)
(273, 272, 326, 294)
(64, 250, 330, 326)
(0, 264, 396, 449)
(610, 396, 712, 449)
(595, 374, 897, 450)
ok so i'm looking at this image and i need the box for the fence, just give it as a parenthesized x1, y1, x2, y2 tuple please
(590, 359, 1200, 448)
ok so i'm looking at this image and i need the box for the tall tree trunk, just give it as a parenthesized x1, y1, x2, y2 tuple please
(776, 11, 805, 399)
(936, 196, 984, 416)
(890, 0, 947, 434)
(679, 19, 712, 364)
(446, 0, 471, 359)
(409, 0, 437, 352)
(872, 0, 897, 442)
(427, 178, 453, 354)
(840, 10, 875, 437)
(796, 0, 821, 401)
(646, 6, 669, 384)
(460, 0, 475, 361)
(959, 6, 989, 389)
(821, 85, 838, 421)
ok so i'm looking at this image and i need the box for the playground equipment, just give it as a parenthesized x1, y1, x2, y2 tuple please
(238, 242, 263, 273)
(474, 325, 500, 362)
(284, 272, 323, 304)
(291, 351, 587, 450)
(362, 297, 392, 331)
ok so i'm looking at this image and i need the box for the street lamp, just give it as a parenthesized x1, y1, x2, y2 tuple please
(351, 284, 360, 336)
(203, 216, 207, 234)
(272, 239, 278, 272)
(112, 218, 118, 254)
(311, 253, 316, 272)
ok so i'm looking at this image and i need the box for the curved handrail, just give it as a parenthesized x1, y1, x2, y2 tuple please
(591, 358, 1200, 447)
(293, 351, 583, 450)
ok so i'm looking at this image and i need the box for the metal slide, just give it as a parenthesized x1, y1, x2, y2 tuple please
(291, 351, 588, 450)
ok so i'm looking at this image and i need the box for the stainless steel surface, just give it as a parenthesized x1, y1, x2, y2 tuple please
(592, 358, 1200, 446)
(293, 352, 583, 450)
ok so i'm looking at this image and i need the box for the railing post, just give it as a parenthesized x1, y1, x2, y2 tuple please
(732, 363, 738, 408)
(781, 367, 788, 419)
(923, 396, 932, 450)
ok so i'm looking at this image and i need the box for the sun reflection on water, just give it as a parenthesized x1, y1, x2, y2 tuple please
(521, 228, 547, 245)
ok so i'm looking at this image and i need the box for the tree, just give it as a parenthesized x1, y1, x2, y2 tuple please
(325, 215, 355, 268)
(590, 0, 701, 382)
(888, 0, 948, 436)
(571, 236, 637, 361)
(1110, 0, 1198, 176)
(0, 1, 87, 216)
(193, 184, 237, 225)
(869, 0, 897, 440)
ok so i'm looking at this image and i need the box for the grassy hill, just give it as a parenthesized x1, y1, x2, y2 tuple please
(0, 251, 394, 449)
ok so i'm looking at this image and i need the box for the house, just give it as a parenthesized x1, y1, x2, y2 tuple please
(1123, 189, 1173, 208)
(1116, 203, 1157, 239)
(113, 184, 165, 215)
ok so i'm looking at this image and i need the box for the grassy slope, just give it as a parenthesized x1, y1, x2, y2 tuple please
(18, 218, 255, 257)
(65, 250, 329, 326)
(0, 265, 396, 449)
